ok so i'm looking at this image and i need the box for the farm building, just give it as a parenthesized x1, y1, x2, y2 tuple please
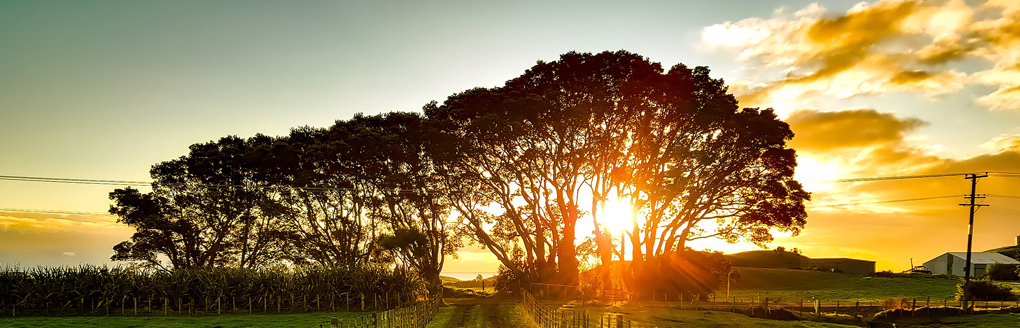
(801, 258, 876, 275)
(923, 252, 1019, 277)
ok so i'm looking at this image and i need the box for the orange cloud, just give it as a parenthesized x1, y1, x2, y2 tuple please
(702, 0, 1018, 111)
(980, 134, 1020, 152)
(781, 108, 1020, 270)
(0, 211, 132, 267)
(787, 109, 926, 152)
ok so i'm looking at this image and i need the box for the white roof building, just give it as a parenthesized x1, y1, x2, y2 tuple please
(923, 252, 1019, 277)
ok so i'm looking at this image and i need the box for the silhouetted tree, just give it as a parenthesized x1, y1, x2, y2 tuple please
(600, 62, 809, 281)
(427, 51, 668, 286)
(355, 112, 459, 281)
(428, 51, 807, 289)
(110, 136, 291, 269)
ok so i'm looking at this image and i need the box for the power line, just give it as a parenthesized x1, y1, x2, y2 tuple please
(0, 175, 414, 193)
(0, 208, 113, 217)
(0, 175, 150, 186)
(987, 194, 1020, 199)
(826, 173, 970, 183)
(809, 195, 962, 208)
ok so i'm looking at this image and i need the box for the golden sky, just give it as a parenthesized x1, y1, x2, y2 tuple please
(2, 0, 1020, 273)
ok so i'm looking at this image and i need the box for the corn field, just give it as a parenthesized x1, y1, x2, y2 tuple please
(0, 264, 428, 316)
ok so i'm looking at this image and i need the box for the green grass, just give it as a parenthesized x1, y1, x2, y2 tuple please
(0, 312, 368, 328)
(572, 306, 858, 327)
(728, 268, 963, 302)
(884, 313, 1020, 327)
(427, 303, 533, 328)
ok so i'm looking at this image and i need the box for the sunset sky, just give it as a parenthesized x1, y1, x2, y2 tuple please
(2, 0, 1019, 273)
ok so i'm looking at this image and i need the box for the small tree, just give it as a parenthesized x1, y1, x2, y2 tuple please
(987, 263, 1019, 281)
(957, 280, 1017, 301)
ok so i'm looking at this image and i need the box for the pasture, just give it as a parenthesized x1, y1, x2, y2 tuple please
(728, 267, 963, 302)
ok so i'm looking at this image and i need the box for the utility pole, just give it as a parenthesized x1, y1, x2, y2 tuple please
(959, 173, 988, 312)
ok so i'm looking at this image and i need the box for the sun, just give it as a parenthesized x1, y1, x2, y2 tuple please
(794, 155, 840, 191)
(597, 197, 634, 235)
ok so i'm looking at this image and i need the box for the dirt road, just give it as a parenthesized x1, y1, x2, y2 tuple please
(428, 298, 534, 328)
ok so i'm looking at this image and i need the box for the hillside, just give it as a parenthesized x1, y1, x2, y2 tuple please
(729, 267, 961, 302)
(445, 276, 498, 289)
(440, 275, 462, 285)
(985, 245, 1020, 259)
(725, 250, 808, 269)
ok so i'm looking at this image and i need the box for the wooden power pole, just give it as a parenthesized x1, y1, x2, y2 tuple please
(960, 173, 988, 312)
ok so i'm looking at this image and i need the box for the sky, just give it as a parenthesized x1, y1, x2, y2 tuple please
(1, 0, 1019, 273)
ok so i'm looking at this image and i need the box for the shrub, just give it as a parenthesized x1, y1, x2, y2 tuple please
(883, 296, 911, 310)
(875, 270, 895, 277)
(493, 265, 525, 296)
(987, 263, 1020, 280)
(956, 280, 1017, 301)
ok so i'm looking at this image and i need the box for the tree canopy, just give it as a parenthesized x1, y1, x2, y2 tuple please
(109, 51, 807, 291)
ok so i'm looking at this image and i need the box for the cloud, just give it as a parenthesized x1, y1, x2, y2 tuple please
(787, 108, 927, 151)
(702, 0, 1018, 112)
(979, 134, 1020, 152)
(782, 107, 1020, 269)
(0, 211, 132, 267)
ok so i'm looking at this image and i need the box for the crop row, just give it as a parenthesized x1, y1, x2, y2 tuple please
(0, 264, 427, 316)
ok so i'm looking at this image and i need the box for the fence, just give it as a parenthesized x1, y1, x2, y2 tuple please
(4, 290, 430, 317)
(631, 296, 1020, 318)
(323, 293, 442, 328)
(522, 289, 1020, 327)
(520, 290, 658, 328)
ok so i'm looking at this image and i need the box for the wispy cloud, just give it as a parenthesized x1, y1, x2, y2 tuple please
(0, 211, 132, 266)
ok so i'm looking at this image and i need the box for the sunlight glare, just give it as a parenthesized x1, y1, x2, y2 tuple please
(598, 197, 634, 235)
(794, 155, 839, 191)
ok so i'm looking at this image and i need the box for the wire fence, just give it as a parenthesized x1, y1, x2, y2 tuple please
(321, 292, 442, 328)
(687, 296, 1017, 314)
(520, 290, 658, 328)
(3, 290, 429, 317)
(521, 288, 1020, 328)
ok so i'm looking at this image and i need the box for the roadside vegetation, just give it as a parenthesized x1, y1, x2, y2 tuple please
(0, 312, 366, 328)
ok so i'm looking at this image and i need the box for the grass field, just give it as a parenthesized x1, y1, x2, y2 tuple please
(884, 312, 1020, 327)
(0, 311, 367, 328)
(427, 301, 533, 328)
(567, 305, 859, 327)
(728, 267, 963, 302)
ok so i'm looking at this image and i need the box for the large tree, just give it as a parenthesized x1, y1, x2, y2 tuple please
(617, 65, 810, 267)
(428, 51, 808, 287)
(348, 112, 459, 281)
(428, 51, 665, 285)
(110, 135, 291, 269)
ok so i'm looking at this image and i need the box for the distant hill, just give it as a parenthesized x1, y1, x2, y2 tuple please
(439, 275, 461, 285)
(984, 245, 1020, 260)
(445, 276, 498, 289)
(725, 250, 808, 268)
